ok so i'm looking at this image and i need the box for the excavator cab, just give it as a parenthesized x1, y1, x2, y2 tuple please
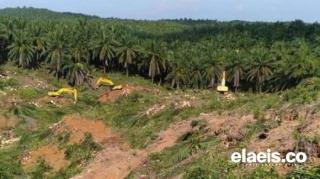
(217, 71, 229, 93)
(48, 88, 78, 103)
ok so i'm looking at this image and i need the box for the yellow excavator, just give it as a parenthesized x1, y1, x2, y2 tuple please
(96, 77, 123, 90)
(217, 71, 229, 93)
(48, 88, 78, 103)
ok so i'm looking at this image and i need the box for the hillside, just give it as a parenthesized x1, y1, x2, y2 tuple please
(0, 65, 320, 178)
(1, 7, 320, 179)
(0, 7, 99, 20)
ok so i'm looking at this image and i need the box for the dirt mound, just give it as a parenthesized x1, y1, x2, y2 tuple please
(300, 112, 320, 139)
(0, 116, 20, 148)
(72, 146, 142, 179)
(145, 104, 166, 116)
(145, 93, 197, 116)
(146, 120, 193, 153)
(37, 96, 74, 107)
(248, 120, 299, 153)
(0, 95, 23, 107)
(200, 113, 255, 147)
(52, 115, 115, 144)
(15, 75, 49, 89)
(22, 144, 69, 172)
(0, 115, 17, 130)
(98, 85, 156, 103)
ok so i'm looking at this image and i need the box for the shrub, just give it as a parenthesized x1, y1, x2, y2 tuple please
(16, 88, 44, 100)
(0, 78, 17, 90)
(29, 158, 51, 179)
(246, 166, 278, 179)
(183, 167, 211, 179)
(286, 166, 320, 179)
(64, 133, 101, 164)
(285, 77, 320, 104)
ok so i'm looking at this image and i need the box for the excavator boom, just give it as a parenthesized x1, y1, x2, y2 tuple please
(95, 77, 123, 90)
(217, 71, 229, 92)
(48, 88, 78, 103)
(96, 77, 114, 86)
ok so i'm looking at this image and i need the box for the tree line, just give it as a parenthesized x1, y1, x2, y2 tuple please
(0, 16, 320, 92)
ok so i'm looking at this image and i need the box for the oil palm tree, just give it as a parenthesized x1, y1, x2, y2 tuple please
(70, 44, 90, 64)
(284, 41, 316, 82)
(30, 24, 46, 64)
(269, 41, 317, 91)
(7, 30, 35, 68)
(165, 65, 186, 89)
(228, 61, 245, 92)
(91, 30, 118, 73)
(146, 42, 167, 83)
(203, 59, 223, 88)
(117, 37, 139, 76)
(227, 51, 246, 92)
(247, 47, 274, 93)
(190, 66, 203, 89)
(267, 42, 295, 91)
(45, 30, 67, 79)
(0, 19, 15, 42)
(62, 60, 90, 86)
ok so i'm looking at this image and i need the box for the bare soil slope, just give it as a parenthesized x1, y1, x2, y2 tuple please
(73, 113, 254, 179)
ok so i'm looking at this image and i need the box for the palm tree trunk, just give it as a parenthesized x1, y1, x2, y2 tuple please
(126, 67, 129, 76)
(210, 77, 215, 88)
(259, 84, 262, 93)
(56, 67, 59, 81)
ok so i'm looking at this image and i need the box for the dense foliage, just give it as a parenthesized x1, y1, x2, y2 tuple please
(1, 8, 320, 92)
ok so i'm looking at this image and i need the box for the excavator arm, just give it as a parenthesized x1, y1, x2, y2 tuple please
(217, 71, 229, 92)
(48, 88, 78, 103)
(95, 77, 123, 90)
(96, 77, 114, 86)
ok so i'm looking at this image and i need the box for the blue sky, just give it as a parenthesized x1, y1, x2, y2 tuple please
(0, 0, 319, 22)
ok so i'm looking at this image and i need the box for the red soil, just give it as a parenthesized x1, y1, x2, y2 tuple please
(73, 113, 254, 179)
(21, 144, 69, 172)
(53, 115, 116, 144)
(98, 84, 157, 103)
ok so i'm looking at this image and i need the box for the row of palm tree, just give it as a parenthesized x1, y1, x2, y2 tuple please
(0, 18, 319, 92)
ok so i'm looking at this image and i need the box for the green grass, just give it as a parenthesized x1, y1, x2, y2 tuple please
(15, 88, 45, 100)
(2, 65, 320, 179)
(0, 78, 17, 90)
(284, 77, 320, 105)
(0, 146, 25, 178)
(29, 158, 52, 179)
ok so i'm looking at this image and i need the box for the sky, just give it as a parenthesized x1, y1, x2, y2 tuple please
(0, 0, 319, 22)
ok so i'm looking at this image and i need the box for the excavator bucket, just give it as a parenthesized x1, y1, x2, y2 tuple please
(217, 86, 229, 92)
(112, 85, 123, 90)
(96, 77, 123, 91)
